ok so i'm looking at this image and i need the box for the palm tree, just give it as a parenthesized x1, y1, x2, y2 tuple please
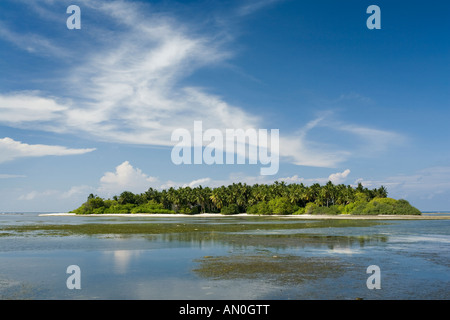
(306, 183, 320, 204)
(324, 181, 337, 207)
(202, 186, 213, 212)
(192, 185, 212, 213)
(74, 179, 396, 215)
(159, 189, 171, 210)
(375, 186, 388, 198)
(258, 184, 271, 202)
(210, 186, 226, 211)
(286, 183, 301, 205)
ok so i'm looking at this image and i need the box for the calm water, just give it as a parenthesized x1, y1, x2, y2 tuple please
(0, 213, 449, 300)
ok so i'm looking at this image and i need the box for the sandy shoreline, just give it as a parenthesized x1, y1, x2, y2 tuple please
(39, 213, 450, 220)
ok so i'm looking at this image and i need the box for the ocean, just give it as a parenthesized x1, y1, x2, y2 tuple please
(0, 212, 449, 300)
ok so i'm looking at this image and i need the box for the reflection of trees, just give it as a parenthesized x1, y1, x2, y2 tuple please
(145, 231, 388, 251)
(4, 218, 389, 252)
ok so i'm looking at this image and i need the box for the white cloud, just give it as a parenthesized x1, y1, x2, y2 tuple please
(338, 125, 406, 154)
(0, 137, 95, 163)
(278, 114, 405, 167)
(18, 190, 58, 201)
(61, 185, 95, 199)
(278, 174, 304, 184)
(356, 166, 450, 201)
(0, 0, 327, 168)
(0, 20, 69, 58)
(237, 0, 284, 16)
(277, 169, 350, 186)
(0, 0, 405, 170)
(183, 178, 212, 188)
(16, 184, 94, 205)
(158, 169, 353, 190)
(0, 174, 26, 179)
(0, 92, 68, 124)
(98, 161, 159, 196)
(328, 169, 351, 184)
(278, 135, 350, 167)
(58, 17, 254, 147)
(161, 177, 216, 190)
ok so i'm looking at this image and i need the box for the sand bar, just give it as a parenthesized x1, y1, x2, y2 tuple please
(39, 213, 450, 220)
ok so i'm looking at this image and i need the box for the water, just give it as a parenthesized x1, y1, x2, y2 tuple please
(0, 213, 449, 300)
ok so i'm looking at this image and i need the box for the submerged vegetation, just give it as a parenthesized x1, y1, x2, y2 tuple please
(193, 254, 349, 285)
(71, 181, 421, 215)
(1, 219, 385, 237)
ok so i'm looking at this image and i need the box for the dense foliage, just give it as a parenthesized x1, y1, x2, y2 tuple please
(71, 181, 421, 215)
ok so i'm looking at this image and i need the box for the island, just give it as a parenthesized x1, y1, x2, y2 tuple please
(70, 181, 422, 216)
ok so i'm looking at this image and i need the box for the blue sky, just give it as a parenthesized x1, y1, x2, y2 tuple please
(0, 0, 449, 212)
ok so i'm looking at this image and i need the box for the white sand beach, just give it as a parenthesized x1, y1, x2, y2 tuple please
(38, 213, 450, 219)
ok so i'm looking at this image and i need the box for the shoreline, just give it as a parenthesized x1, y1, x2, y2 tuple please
(39, 212, 450, 220)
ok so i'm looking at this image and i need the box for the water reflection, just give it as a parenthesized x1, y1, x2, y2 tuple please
(103, 250, 144, 274)
(145, 231, 389, 253)
(0, 214, 449, 300)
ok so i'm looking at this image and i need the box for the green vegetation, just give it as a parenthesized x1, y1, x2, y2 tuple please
(221, 204, 240, 215)
(71, 181, 421, 215)
(0, 219, 386, 239)
(349, 197, 422, 216)
(71, 193, 175, 215)
(193, 254, 348, 285)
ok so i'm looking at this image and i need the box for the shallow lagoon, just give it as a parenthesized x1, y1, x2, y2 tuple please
(0, 213, 449, 299)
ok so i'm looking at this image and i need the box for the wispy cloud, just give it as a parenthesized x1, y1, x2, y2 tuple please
(61, 185, 95, 199)
(278, 115, 351, 167)
(0, 92, 68, 124)
(18, 189, 58, 201)
(0, 0, 404, 170)
(0, 20, 69, 58)
(337, 125, 406, 154)
(237, 0, 284, 16)
(0, 174, 27, 179)
(280, 112, 406, 166)
(33, 0, 255, 146)
(356, 166, 450, 201)
(279, 169, 351, 185)
(0, 137, 95, 163)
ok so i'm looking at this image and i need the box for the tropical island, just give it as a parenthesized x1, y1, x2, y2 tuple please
(70, 181, 422, 216)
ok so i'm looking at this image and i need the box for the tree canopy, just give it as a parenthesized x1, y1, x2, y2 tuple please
(71, 181, 420, 215)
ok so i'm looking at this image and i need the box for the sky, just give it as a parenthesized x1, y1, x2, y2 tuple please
(0, 0, 449, 212)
